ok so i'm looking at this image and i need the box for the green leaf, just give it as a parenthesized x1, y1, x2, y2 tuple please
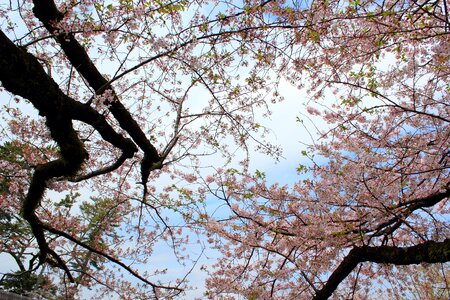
(254, 169, 266, 179)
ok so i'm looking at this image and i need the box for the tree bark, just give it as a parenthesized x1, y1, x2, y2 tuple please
(0, 28, 136, 278)
(313, 239, 450, 299)
(32, 0, 161, 182)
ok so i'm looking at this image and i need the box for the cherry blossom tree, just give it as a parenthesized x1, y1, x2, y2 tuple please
(0, 0, 284, 297)
(0, 0, 449, 299)
(202, 0, 450, 299)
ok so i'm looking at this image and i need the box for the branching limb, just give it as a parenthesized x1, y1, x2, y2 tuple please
(32, 0, 161, 188)
(69, 151, 130, 182)
(41, 223, 183, 295)
(313, 239, 450, 300)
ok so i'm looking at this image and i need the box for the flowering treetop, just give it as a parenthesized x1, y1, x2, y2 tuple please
(203, 0, 450, 298)
(0, 0, 449, 299)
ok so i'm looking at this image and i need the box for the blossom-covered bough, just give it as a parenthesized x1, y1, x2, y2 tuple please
(0, 0, 449, 298)
(0, 0, 282, 297)
(203, 0, 450, 298)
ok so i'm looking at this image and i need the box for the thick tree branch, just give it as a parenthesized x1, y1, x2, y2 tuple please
(0, 30, 137, 157)
(0, 28, 137, 281)
(0, 29, 88, 274)
(313, 239, 450, 300)
(32, 0, 162, 185)
(330, 184, 450, 238)
(372, 184, 450, 237)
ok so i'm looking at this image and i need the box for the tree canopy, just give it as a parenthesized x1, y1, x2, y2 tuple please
(0, 0, 449, 298)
